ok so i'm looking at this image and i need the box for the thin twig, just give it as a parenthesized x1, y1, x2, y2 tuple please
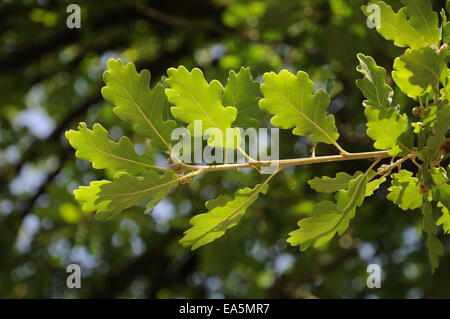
(178, 150, 391, 174)
(376, 152, 417, 176)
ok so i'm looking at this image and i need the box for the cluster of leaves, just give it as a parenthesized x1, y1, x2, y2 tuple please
(360, 0, 450, 271)
(66, 0, 449, 271)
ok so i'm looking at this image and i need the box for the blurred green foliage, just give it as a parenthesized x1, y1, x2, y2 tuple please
(0, 0, 448, 298)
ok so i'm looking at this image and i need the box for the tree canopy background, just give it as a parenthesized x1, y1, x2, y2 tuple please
(0, 0, 449, 298)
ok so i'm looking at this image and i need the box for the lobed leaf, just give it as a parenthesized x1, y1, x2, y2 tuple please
(309, 170, 385, 196)
(401, 0, 440, 47)
(437, 202, 450, 234)
(432, 168, 450, 212)
(364, 107, 414, 156)
(224, 67, 262, 129)
(66, 122, 157, 175)
(74, 180, 118, 220)
(413, 105, 439, 151)
(259, 70, 339, 145)
(309, 172, 361, 194)
(392, 48, 446, 99)
(362, 0, 439, 50)
(165, 66, 240, 148)
(101, 59, 176, 152)
(387, 170, 423, 210)
(441, 67, 450, 101)
(180, 184, 268, 250)
(288, 170, 373, 251)
(356, 54, 414, 156)
(356, 53, 393, 110)
(420, 104, 450, 165)
(443, 21, 450, 44)
(422, 201, 444, 273)
(366, 176, 387, 197)
(96, 169, 178, 218)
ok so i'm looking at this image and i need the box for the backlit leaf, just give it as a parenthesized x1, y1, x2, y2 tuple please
(309, 170, 385, 196)
(356, 53, 393, 111)
(422, 201, 444, 273)
(308, 172, 360, 193)
(74, 180, 118, 219)
(387, 170, 423, 210)
(421, 105, 450, 164)
(432, 168, 450, 212)
(437, 202, 450, 234)
(288, 170, 372, 250)
(356, 54, 414, 156)
(362, 1, 439, 50)
(366, 176, 387, 197)
(96, 170, 178, 218)
(101, 58, 177, 152)
(165, 66, 240, 148)
(364, 107, 414, 156)
(401, 0, 440, 47)
(66, 122, 157, 175)
(392, 48, 445, 99)
(259, 70, 339, 144)
(180, 184, 268, 250)
(224, 67, 261, 129)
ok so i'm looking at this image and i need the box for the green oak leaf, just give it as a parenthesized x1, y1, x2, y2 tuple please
(401, 0, 440, 47)
(392, 48, 445, 99)
(422, 201, 444, 273)
(165, 66, 240, 149)
(419, 104, 438, 128)
(440, 66, 450, 101)
(366, 176, 387, 197)
(432, 168, 450, 212)
(356, 53, 393, 111)
(96, 170, 178, 218)
(443, 1, 449, 41)
(437, 202, 450, 234)
(308, 170, 385, 196)
(387, 170, 423, 210)
(362, 1, 438, 50)
(66, 122, 157, 175)
(356, 54, 414, 156)
(308, 172, 361, 193)
(421, 105, 450, 164)
(413, 104, 439, 150)
(101, 58, 176, 152)
(74, 180, 119, 220)
(180, 184, 268, 250)
(364, 106, 414, 156)
(259, 70, 339, 145)
(288, 170, 372, 251)
(224, 67, 261, 129)
(443, 21, 450, 44)
(392, 56, 431, 99)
